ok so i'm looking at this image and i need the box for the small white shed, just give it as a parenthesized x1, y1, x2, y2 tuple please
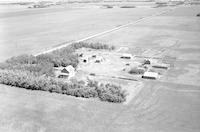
(142, 72, 158, 80)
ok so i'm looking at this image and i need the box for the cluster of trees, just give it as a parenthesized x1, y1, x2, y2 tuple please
(69, 42, 115, 51)
(0, 69, 126, 103)
(1, 42, 115, 69)
(0, 42, 115, 76)
(0, 42, 127, 103)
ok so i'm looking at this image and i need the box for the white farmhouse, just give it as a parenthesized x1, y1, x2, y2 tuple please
(56, 65, 75, 79)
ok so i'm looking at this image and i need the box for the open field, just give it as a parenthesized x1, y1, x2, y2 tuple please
(0, 2, 200, 132)
(1, 80, 200, 132)
(0, 2, 165, 62)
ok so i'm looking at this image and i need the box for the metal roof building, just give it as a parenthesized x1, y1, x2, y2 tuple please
(142, 72, 159, 80)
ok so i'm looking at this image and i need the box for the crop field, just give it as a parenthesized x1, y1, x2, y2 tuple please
(0, 1, 200, 132)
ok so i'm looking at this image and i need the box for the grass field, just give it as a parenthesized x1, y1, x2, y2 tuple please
(0, 2, 200, 132)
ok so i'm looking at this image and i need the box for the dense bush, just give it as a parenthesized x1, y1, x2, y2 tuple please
(129, 67, 145, 75)
(1, 42, 114, 74)
(70, 42, 115, 50)
(87, 80, 127, 103)
(5, 54, 37, 65)
(197, 13, 200, 17)
(0, 70, 126, 103)
(0, 42, 123, 103)
(0, 61, 55, 77)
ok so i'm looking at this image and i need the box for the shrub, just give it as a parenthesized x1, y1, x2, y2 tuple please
(129, 67, 145, 75)
(197, 13, 200, 17)
(0, 42, 123, 103)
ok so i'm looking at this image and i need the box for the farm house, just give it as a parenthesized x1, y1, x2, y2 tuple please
(56, 65, 75, 79)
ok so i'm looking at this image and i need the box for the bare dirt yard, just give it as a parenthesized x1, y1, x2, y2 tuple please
(0, 2, 200, 132)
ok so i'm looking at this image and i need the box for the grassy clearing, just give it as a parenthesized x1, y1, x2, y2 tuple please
(0, 42, 126, 103)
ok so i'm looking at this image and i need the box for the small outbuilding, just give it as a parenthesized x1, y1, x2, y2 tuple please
(95, 56, 104, 63)
(121, 53, 133, 59)
(152, 63, 169, 70)
(143, 59, 151, 65)
(142, 72, 158, 80)
(92, 55, 96, 58)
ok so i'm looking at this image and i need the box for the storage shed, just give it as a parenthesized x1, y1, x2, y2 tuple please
(142, 72, 158, 80)
(121, 53, 133, 59)
(152, 63, 169, 70)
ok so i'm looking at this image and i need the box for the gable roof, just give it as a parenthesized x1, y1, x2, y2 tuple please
(61, 68, 69, 73)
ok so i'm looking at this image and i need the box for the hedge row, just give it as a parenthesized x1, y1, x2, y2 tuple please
(0, 69, 126, 103)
